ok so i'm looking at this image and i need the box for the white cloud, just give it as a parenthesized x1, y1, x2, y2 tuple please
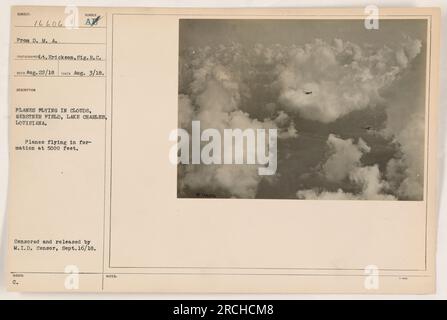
(381, 41, 425, 200)
(350, 165, 395, 200)
(179, 58, 282, 198)
(179, 35, 423, 199)
(297, 188, 358, 200)
(273, 111, 298, 139)
(297, 135, 395, 200)
(322, 134, 369, 182)
(276, 38, 422, 123)
(384, 111, 425, 200)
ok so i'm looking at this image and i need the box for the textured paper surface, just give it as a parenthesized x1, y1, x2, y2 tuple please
(6, 6, 440, 293)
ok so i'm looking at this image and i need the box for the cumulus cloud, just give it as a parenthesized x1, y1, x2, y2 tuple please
(276, 38, 422, 123)
(395, 36, 422, 68)
(350, 165, 395, 200)
(322, 134, 370, 182)
(178, 57, 284, 198)
(181, 164, 261, 198)
(178, 35, 423, 199)
(384, 109, 425, 200)
(297, 135, 395, 200)
(181, 37, 422, 125)
(297, 188, 358, 200)
(273, 111, 298, 139)
(380, 41, 425, 200)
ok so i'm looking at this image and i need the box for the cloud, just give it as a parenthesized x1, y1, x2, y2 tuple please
(179, 35, 423, 199)
(181, 164, 261, 198)
(297, 135, 395, 200)
(384, 112, 425, 200)
(178, 57, 283, 198)
(381, 43, 425, 200)
(181, 37, 422, 125)
(273, 111, 298, 139)
(350, 165, 395, 200)
(276, 38, 422, 123)
(395, 36, 422, 68)
(297, 188, 358, 200)
(322, 134, 370, 182)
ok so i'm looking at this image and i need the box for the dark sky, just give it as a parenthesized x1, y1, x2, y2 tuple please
(180, 19, 427, 50)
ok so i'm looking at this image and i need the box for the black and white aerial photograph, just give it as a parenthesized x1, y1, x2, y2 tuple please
(177, 19, 427, 201)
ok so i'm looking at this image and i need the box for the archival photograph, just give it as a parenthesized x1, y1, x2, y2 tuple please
(177, 19, 427, 201)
